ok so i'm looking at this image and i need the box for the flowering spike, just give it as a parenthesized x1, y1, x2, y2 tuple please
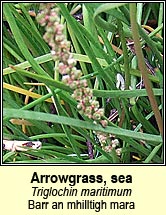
(36, 3, 121, 157)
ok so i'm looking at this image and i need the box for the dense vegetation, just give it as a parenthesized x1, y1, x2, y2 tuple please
(3, 3, 163, 164)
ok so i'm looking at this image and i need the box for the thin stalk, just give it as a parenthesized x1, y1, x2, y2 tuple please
(117, 20, 130, 127)
(136, 3, 143, 24)
(129, 3, 163, 138)
(158, 3, 163, 36)
(117, 20, 130, 89)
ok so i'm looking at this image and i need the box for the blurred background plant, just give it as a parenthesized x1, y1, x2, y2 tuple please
(3, 2, 163, 164)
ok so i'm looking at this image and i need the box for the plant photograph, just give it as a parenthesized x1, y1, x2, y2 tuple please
(2, 2, 164, 164)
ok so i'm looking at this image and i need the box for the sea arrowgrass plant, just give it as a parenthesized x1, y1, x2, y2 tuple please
(36, 3, 122, 156)
(3, 3, 163, 164)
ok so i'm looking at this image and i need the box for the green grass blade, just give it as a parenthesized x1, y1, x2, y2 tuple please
(4, 108, 162, 144)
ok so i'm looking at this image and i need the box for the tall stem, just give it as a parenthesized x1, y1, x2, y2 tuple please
(129, 3, 163, 138)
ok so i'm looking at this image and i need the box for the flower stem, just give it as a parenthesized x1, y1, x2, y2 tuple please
(129, 3, 163, 138)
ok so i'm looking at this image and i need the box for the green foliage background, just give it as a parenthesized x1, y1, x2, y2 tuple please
(3, 3, 163, 163)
